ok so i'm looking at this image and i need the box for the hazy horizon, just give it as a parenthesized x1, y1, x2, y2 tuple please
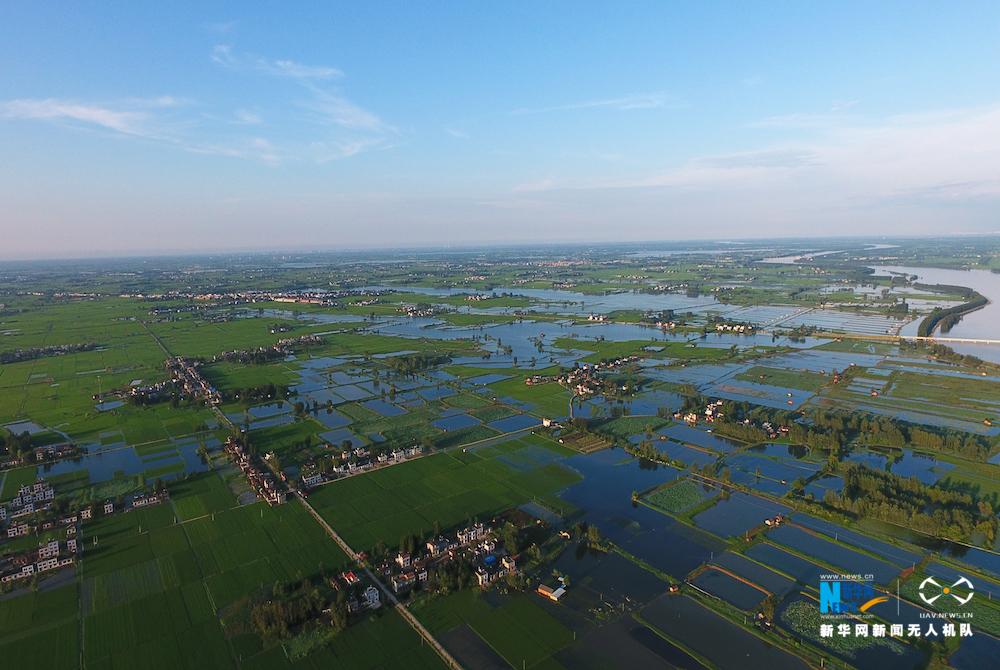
(3, 2, 1000, 259)
(3, 231, 998, 264)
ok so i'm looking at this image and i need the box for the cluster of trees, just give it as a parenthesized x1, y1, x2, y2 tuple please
(0, 429, 33, 461)
(900, 340, 987, 368)
(294, 399, 339, 416)
(225, 383, 290, 404)
(823, 463, 998, 544)
(250, 580, 334, 641)
(127, 388, 175, 407)
(216, 348, 289, 365)
(213, 335, 323, 365)
(385, 352, 451, 375)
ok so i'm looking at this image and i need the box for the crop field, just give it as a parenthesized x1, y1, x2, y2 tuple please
(645, 479, 718, 515)
(58, 471, 349, 670)
(599, 415, 670, 439)
(413, 589, 574, 669)
(557, 431, 611, 453)
(488, 376, 570, 418)
(735, 365, 829, 392)
(309, 437, 580, 550)
(900, 571, 1000, 636)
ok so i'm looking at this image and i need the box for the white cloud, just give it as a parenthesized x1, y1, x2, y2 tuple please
(211, 44, 238, 68)
(0, 98, 148, 135)
(234, 108, 262, 125)
(512, 92, 680, 115)
(210, 45, 393, 160)
(301, 87, 392, 132)
(0, 96, 289, 165)
(0, 43, 394, 167)
(310, 137, 392, 163)
(211, 45, 342, 80)
(445, 127, 469, 139)
(270, 59, 341, 80)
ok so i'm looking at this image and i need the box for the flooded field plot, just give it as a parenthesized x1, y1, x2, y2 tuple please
(556, 617, 706, 670)
(706, 381, 814, 409)
(768, 525, 901, 585)
(549, 545, 669, 610)
(641, 594, 810, 670)
(432, 413, 480, 431)
(777, 309, 908, 335)
(745, 543, 826, 584)
(487, 414, 540, 432)
(724, 452, 822, 488)
(561, 452, 725, 578)
(692, 492, 790, 538)
(361, 398, 407, 416)
(662, 424, 741, 453)
(949, 631, 1000, 670)
(803, 474, 844, 499)
(711, 551, 796, 598)
(689, 567, 767, 610)
(792, 514, 922, 567)
(656, 440, 718, 468)
(889, 449, 955, 484)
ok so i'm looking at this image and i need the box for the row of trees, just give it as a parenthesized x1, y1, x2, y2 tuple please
(709, 401, 994, 462)
(0, 342, 98, 365)
(916, 285, 987, 337)
(822, 463, 998, 544)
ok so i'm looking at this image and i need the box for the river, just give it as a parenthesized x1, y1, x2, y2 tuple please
(871, 265, 1000, 363)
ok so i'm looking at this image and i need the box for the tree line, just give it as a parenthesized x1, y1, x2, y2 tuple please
(822, 463, 997, 544)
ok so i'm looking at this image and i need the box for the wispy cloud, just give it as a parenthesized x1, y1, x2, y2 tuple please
(0, 96, 283, 163)
(300, 85, 392, 133)
(211, 44, 342, 80)
(445, 127, 469, 139)
(511, 92, 679, 115)
(0, 97, 171, 136)
(233, 108, 262, 125)
(751, 113, 855, 129)
(203, 20, 237, 35)
(0, 45, 394, 166)
(310, 137, 394, 163)
(695, 148, 820, 170)
(210, 45, 394, 158)
(830, 99, 859, 113)
(270, 59, 342, 80)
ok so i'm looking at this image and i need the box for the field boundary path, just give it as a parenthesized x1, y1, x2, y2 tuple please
(295, 495, 464, 670)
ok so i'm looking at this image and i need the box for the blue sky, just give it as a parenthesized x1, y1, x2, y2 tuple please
(2, 2, 999, 258)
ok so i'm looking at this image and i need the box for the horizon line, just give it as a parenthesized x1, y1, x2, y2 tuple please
(2, 231, 996, 265)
